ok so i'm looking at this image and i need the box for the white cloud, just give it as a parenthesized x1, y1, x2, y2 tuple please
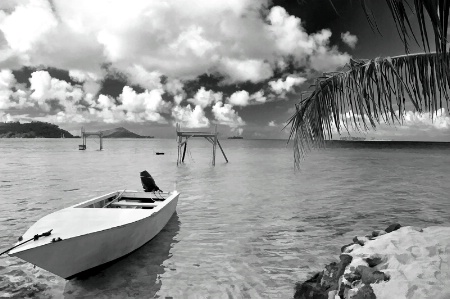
(96, 94, 115, 110)
(212, 101, 245, 128)
(401, 109, 450, 130)
(0, 1, 357, 131)
(118, 86, 168, 123)
(268, 120, 276, 127)
(341, 31, 358, 49)
(269, 75, 306, 94)
(0, 69, 15, 109)
(250, 90, 267, 104)
(0, 2, 350, 82)
(227, 90, 267, 107)
(29, 70, 84, 111)
(187, 87, 222, 108)
(266, 7, 350, 72)
(125, 65, 162, 90)
(165, 78, 185, 96)
(219, 58, 273, 83)
(0, 0, 57, 53)
(309, 30, 350, 72)
(228, 90, 249, 106)
(171, 104, 210, 128)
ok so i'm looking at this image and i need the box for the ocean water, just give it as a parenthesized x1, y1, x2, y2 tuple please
(1, 138, 450, 299)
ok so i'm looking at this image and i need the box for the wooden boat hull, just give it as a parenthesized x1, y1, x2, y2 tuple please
(9, 191, 179, 279)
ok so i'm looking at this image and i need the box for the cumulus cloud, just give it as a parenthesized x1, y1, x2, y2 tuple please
(29, 70, 84, 111)
(212, 102, 245, 128)
(228, 90, 249, 106)
(219, 58, 273, 83)
(269, 75, 306, 94)
(331, 109, 450, 138)
(0, 0, 356, 134)
(227, 90, 267, 107)
(117, 86, 169, 123)
(171, 104, 210, 128)
(267, 7, 350, 72)
(0, 1, 350, 82)
(401, 109, 450, 129)
(268, 120, 276, 127)
(0, 69, 15, 109)
(309, 30, 351, 72)
(341, 31, 358, 49)
(187, 87, 222, 108)
(0, 0, 57, 54)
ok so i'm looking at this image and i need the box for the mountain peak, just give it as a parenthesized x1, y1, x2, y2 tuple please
(99, 127, 153, 138)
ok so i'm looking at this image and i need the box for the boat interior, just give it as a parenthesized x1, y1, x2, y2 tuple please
(75, 191, 169, 209)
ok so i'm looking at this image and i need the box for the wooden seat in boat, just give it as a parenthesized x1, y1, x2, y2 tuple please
(109, 201, 159, 208)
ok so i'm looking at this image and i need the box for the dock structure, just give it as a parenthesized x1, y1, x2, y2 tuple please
(176, 123, 228, 166)
(79, 127, 103, 150)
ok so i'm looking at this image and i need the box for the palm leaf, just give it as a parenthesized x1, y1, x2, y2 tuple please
(361, 0, 449, 54)
(287, 52, 450, 167)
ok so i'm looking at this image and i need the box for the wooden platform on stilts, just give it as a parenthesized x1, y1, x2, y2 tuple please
(176, 123, 228, 166)
(79, 127, 103, 150)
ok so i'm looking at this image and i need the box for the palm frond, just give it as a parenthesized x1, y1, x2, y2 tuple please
(287, 52, 450, 167)
(361, 0, 449, 54)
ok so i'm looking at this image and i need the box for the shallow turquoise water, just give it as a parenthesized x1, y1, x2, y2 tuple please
(1, 139, 450, 298)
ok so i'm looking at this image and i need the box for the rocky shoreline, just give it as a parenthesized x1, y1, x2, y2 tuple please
(294, 224, 450, 299)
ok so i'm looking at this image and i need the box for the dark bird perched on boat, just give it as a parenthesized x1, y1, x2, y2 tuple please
(140, 170, 162, 192)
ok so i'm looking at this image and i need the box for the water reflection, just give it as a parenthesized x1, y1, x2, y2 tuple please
(63, 213, 180, 298)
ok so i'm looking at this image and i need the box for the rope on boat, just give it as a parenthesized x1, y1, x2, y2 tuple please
(0, 229, 53, 256)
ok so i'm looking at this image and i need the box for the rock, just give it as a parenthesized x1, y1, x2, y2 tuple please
(353, 236, 368, 246)
(321, 255, 353, 290)
(294, 272, 329, 299)
(321, 262, 339, 290)
(295, 255, 353, 299)
(371, 230, 387, 237)
(341, 243, 354, 253)
(351, 284, 376, 299)
(340, 254, 353, 267)
(338, 281, 351, 299)
(344, 272, 362, 283)
(327, 290, 337, 299)
(385, 223, 401, 233)
(355, 266, 389, 284)
(364, 256, 383, 267)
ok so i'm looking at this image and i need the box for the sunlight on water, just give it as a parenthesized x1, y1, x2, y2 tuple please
(1, 139, 450, 298)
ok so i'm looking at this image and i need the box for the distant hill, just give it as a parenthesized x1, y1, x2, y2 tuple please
(0, 121, 75, 138)
(100, 127, 154, 138)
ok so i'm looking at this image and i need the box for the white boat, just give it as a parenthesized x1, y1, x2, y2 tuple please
(8, 190, 180, 279)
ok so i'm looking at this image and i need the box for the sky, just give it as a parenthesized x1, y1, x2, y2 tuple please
(0, 0, 449, 140)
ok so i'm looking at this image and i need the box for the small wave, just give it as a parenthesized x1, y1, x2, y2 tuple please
(63, 188, 79, 192)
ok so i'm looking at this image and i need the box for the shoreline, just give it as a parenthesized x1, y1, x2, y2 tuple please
(294, 224, 450, 299)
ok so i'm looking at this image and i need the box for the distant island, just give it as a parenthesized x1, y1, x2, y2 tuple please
(99, 127, 154, 138)
(0, 122, 155, 139)
(228, 136, 243, 139)
(0, 121, 75, 138)
(340, 136, 366, 141)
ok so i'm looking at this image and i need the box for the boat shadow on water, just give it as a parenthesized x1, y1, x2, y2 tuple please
(62, 212, 180, 298)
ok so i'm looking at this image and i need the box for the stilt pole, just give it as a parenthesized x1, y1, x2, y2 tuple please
(212, 125, 217, 166)
(217, 140, 228, 163)
(182, 141, 187, 162)
(175, 123, 228, 166)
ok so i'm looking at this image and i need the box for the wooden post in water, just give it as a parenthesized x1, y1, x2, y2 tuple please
(217, 140, 228, 163)
(182, 142, 187, 162)
(176, 123, 228, 166)
(212, 125, 217, 166)
(79, 128, 104, 151)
